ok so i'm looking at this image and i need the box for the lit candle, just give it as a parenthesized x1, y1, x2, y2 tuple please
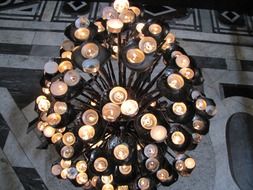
(102, 7, 118, 20)
(47, 113, 61, 126)
(61, 51, 72, 59)
(109, 86, 128, 104)
(145, 157, 160, 172)
(140, 113, 157, 130)
(171, 131, 185, 145)
(51, 133, 63, 143)
(101, 175, 113, 184)
(74, 28, 90, 41)
(76, 172, 88, 185)
(81, 43, 99, 59)
(175, 54, 190, 68)
(184, 157, 196, 170)
(50, 81, 68, 97)
(102, 103, 121, 122)
(75, 16, 90, 28)
(172, 102, 187, 116)
(171, 51, 183, 59)
(139, 37, 157, 54)
(144, 144, 158, 158)
(167, 74, 184, 89)
(38, 98, 51, 112)
(76, 160, 87, 172)
(78, 125, 95, 141)
(63, 70, 81, 86)
(61, 168, 68, 179)
(106, 19, 124, 33)
(37, 121, 48, 131)
(91, 176, 99, 187)
(102, 184, 114, 190)
(61, 39, 74, 51)
(60, 159, 72, 168)
(58, 61, 73, 73)
(94, 157, 108, 172)
(113, 144, 129, 160)
(175, 160, 185, 171)
(149, 24, 162, 35)
(42, 87, 50, 95)
(44, 60, 58, 75)
(60, 145, 74, 159)
(119, 165, 132, 175)
(156, 169, 172, 182)
(51, 164, 62, 176)
(94, 21, 105, 32)
(121, 99, 139, 117)
(43, 126, 56, 138)
(62, 132, 76, 146)
(162, 33, 176, 50)
(119, 10, 135, 24)
(57, 127, 66, 133)
(113, 0, 129, 13)
(138, 177, 150, 190)
(136, 23, 145, 33)
(54, 101, 68, 115)
(82, 109, 99, 126)
(150, 125, 167, 142)
(179, 68, 194, 80)
(82, 59, 100, 73)
(126, 49, 145, 64)
(129, 6, 141, 16)
(193, 119, 204, 130)
(195, 98, 207, 111)
(117, 185, 129, 190)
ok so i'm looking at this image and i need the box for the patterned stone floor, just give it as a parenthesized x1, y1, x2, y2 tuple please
(0, 1, 253, 190)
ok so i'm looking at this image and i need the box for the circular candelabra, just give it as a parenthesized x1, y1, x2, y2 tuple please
(34, 0, 217, 189)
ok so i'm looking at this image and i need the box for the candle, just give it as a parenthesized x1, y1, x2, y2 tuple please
(175, 54, 190, 68)
(60, 145, 74, 159)
(144, 144, 158, 158)
(94, 157, 108, 172)
(60, 168, 68, 179)
(37, 121, 48, 131)
(171, 51, 183, 59)
(148, 24, 162, 35)
(109, 86, 128, 104)
(102, 184, 114, 190)
(140, 113, 157, 130)
(156, 169, 172, 182)
(82, 59, 100, 73)
(51, 164, 62, 176)
(150, 125, 167, 142)
(78, 125, 95, 141)
(82, 109, 99, 126)
(184, 157, 196, 169)
(119, 165, 132, 175)
(76, 172, 88, 185)
(51, 133, 63, 143)
(43, 126, 56, 138)
(117, 185, 129, 190)
(167, 74, 184, 90)
(75, 16, 90, 28)
(195, 98, 207, 111)
(74, 28, 90, 41)
(60, 159, 72, 168)
(81, 43, 99, 59)
(129, 6, 141, 16)
(101, 175, 113, 184)
(113, 0, 129, 13)
(102, 7, 118, 20)
(126, 49, 145, 64)
(119, 9, 135, 23)
(162, 32, 175, 50)
(136, 23, 145, 33)
(63, 70, 81, 86)
(175, 160, 185, 171)
(44, 60, 58, 75)
(58, 61, 73, 73)
(50, 81, 68, 97)
(145, 157, 160, 172)
(106, 19, 124, 33)
(139, 37, 157, 54)
(102, 103, 121, 122)
(38, 98, 50, 112)
(121, 99, 139, 116)
(54, 101, 68, 115)
(172, 102, 187, 116)
(179, 68, 194, 80)
(76, 160, 87, 172)
(94, 21, 105, 32)
(62, 132, 76, 146)
(67, 167, 78, 180)
(171, 131, 185, 145)
(138, 177, 150, 190)
(193, 119, 204, 130)
(61, 39, 74, 51)
(47, 113, 61, 126)
(113, 144, 129, 160)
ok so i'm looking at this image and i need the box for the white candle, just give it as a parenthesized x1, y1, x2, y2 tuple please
(150, 125, 167, 142)
(50, 81, 68, 97)
(106, 19, 124, 33)
(121, 99, 139, 116)
(63, 70, 81, 86)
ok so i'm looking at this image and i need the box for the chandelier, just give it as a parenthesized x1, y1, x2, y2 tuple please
(34, 0, 217, 189)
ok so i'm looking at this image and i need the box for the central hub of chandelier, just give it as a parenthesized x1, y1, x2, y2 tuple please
(34, 0, 216, 189)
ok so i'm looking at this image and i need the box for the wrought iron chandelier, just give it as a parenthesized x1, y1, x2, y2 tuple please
(34, 0, 217, 189)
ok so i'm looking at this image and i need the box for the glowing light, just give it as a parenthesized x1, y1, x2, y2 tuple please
(81, 43, 99, 59)
(150, 125, 167, 142)
(149, 24, 162, 35)
(109, 86, 128, 104)
(171, 131, 185, 145)
(78, 125, 95, 141)
(102, 103, 121, 122)
(113, 144, 129, 160)
(172, 102, 187, 116)
(167, 74, 184, 90)
(139, 37, 157, 54)
(94, 157, 108, 172)
(121, 99, 139, 116)
(140, 113, 157, 130)
(82, 109, 99, 126)
(126, 49, 145, 64)
(74, 28, 90, 41)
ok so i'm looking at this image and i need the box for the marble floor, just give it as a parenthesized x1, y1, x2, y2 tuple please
(0, 1, 253, 190)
